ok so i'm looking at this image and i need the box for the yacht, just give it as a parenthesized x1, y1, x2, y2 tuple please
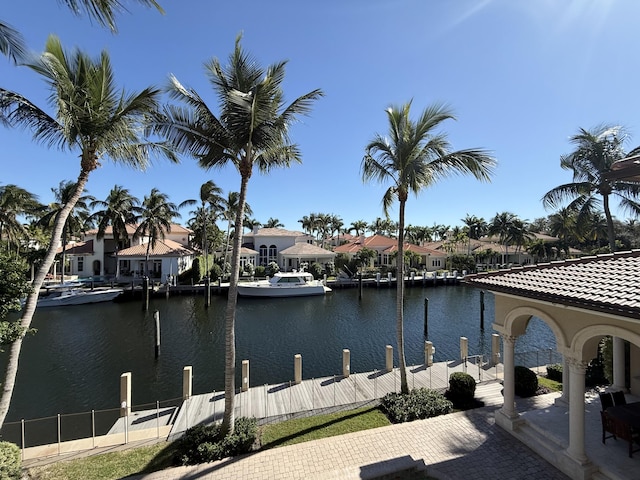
(237, 271, 331, 298)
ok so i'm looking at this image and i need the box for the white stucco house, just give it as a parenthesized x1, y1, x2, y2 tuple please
(241, 227, 335, 271)
(60, 223, 196, 281)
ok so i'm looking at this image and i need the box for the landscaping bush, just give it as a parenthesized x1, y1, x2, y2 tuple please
(254, 265, 266, 277)
(0, 441, 21, 480)
(445, 372, 477, 409)
(309, 262, 323, 279)
(546, 363, 562, 382)
(514, 366, 538, 397)
(175, 417, 258, 465)
(209, 263, 223, 281)
(265, 261, 280, 277)
(381, 388, 452, 423)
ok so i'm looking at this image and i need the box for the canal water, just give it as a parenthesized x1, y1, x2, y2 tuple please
(2, 285, 556, 421)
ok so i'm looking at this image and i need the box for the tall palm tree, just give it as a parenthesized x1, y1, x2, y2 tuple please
(221, 191, 253, 274)
(542, 125, 640, 252)
(181, 180, 224, 277)
(0, 21, 27, 64)
(134, 188, 179, 277)
(0, 35, 176, 429)
(89, 185, 141, 278)
(37, 181, 94, 283)
(349, 220, 368, 237)
(0, 185, 41, 254)
(362, 101, 495, 394)
(488, 211, 518, 265)
(462, 214, 487, 255)
(264, 217, 284, 228)
(151, 35, 323, 434)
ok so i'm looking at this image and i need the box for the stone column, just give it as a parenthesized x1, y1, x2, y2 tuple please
(555, 356, 570, 406)
(460, 337, 468, 362)
(500, 334, 518, 419)
(613, 337, 626, 391)
(183, 366, 192, 400)
(566, 357, 589, 463)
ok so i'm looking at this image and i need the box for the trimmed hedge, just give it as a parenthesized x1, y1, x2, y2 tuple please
(514, 366, 538, 397)
(446, 372, 477, 409)
(175, 417, 258, 465)
(0, 441, 20, 480)
(546, 363, 562, 382)
(381, 388, 453, 423)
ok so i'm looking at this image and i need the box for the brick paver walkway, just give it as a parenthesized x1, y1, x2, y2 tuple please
(130, 403, 569, 480)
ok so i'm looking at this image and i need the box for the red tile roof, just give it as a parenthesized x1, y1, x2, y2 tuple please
(463, 250, 640, 319)
(117, 239, 195, 257)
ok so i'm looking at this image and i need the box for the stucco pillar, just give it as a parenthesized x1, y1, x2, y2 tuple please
(182, 366, 192, 400)
(613, 337, 626, 391)
(500, 334, 518, 419)
(566, 357, 589, 464)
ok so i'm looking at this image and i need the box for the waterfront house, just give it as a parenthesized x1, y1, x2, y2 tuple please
(59, 223, 195, 281)
(242, 227, 335, 271)
(334, 234, 446, 271)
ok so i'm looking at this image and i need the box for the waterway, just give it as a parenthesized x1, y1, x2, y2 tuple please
(2, 284, 556, 422)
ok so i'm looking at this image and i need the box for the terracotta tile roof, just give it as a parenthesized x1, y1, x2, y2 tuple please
(463, 250, 640, 319)
(384, 243, 443, 256)
(245, 227, 308, 237)
(117, 239, 196, 257)
(85, 223, 191, 236)
(57, 240, 93, 255)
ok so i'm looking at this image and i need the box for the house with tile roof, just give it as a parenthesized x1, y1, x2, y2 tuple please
(334, 234, 446, 271)
(242, 227, 335, 271)
(60, 223, 195, 281)
(464, 250, 640, 478)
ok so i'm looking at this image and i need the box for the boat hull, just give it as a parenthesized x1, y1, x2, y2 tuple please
(36, 288, 123, 307)
(237, 284, 331, 298)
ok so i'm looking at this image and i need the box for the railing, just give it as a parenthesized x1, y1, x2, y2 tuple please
(6, 348, 560, 461)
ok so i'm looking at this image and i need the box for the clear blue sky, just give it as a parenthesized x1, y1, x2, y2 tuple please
(2, 0, 640, 232)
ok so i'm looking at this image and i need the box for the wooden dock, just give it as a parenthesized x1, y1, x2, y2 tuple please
(166, 358, 504, 438)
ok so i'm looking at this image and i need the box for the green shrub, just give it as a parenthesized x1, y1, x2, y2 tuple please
(265, 262, 280, 277)
(309, 262, 324, 279)
(209, 263, 223, 281)
(381, 388, 452, 423)
(254, 265, 266, 277)
(546, 363, 562, 382)
(514, 366, 538, 397)
(0, 441, 21, 480)
(446, 372, 476, 409)
(175, 417, 258, 465)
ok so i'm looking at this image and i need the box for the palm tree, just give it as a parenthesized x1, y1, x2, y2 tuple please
(37, 181, 93, 283)
(0, 35, 176, 429)
(151, 35, 323, 434)
(462, 214, 487, 255)
(181, 181, 224, 277)
(362, 101, 495, 394)
(264, 217, 284, 228)
(221, 192, 253, 274)
(349, 220, 368, 237)
(542, 125, 640, 252)
(134, 188, 179, 277)
(0, 21, 27, 64)
(243, 217, 261, 233)
(0, 185, 41, 254)
(488, 212, 517, 265)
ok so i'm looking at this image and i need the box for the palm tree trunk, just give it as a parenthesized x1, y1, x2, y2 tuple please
(221, 172, 249, 436)
(603, 194, 616, 252)
(397, 199, 408, 395)
(0, 170, 90, 429)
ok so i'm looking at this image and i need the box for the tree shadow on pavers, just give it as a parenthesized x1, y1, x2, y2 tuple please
(208, 392, 224, 402)
(131, 407, 175, 425)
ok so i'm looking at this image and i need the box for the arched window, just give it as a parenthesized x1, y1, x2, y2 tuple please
(268, 245, 278, 263)
(259, 245, 268, 266)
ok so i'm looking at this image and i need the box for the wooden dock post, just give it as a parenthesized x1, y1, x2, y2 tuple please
(425, 341, 434, 367)
(153, 310, 160, 358)
(385, 345, 393, 372)
(358, 272, 363, 299)
(120, 372, 131, 417)
(423, 298, 429, 337)
(491, 334, 500, 367)
(183, 366, 192, 400)
(342, 349, 350, 378)
(241, 360, 249, 392)
(142, 276, 149, 311)
(294, 354, 302, 384)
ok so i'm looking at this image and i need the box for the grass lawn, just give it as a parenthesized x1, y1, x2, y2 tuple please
(538, 376, 563, 392)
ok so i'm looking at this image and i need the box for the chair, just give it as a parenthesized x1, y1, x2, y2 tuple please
(599, 392, 614, 411)
(601, 410, 617, 444)
(612, 390, 627, 406)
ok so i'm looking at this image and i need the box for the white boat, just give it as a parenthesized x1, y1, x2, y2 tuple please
(237, 271, 332, 298)
(35, 286, 123, 307)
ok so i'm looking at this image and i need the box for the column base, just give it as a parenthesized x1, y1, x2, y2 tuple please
(557, 449, 595, 480)
(495, 408, 521, 430)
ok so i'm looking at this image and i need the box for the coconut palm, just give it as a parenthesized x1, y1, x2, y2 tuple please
(221, 191, 253, 274)
(181, 181, 224, 277)
(90, 185, 141, 278)
(0, 35, 176, 429)
(349, 220, 368, 237)
(542, 125, 640, 252)
(37, 181, 94, 283)
(134, 188, 179, 277)
(151, 35, 323, 434)
(0, 21, 27, 64)
(462, 214, 487, 255)
(488, 212, 517, 265)
(362, 101, 495, 394)
(0, 185, 41, 254)
(264, 217, 284, 228)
